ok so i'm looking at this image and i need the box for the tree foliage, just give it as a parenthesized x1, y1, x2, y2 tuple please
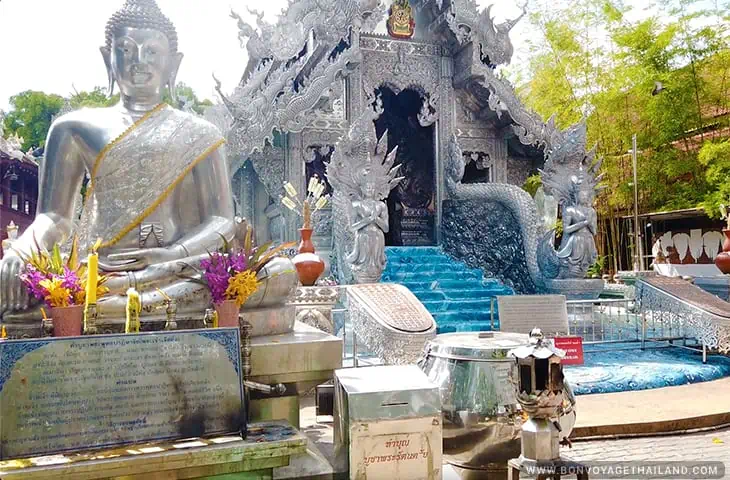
(515, 0, 730, 216)
(2, 90, 64, 151)
(2, 83, 214, 154)
(513, 0, 729, 273)
(69, 86, 119, 109)
(163, 82, 214, 115)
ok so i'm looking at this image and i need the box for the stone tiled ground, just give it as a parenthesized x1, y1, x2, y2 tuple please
(300, 393, 729, 479)
(569, 427, 729, 462)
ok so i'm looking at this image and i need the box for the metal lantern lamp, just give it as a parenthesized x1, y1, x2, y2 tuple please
(508, 328, 568, 463)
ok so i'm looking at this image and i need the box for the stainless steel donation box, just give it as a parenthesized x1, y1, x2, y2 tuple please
(334, 365, 443, 480)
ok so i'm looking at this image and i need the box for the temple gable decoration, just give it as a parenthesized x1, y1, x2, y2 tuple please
(387, 0, 416, 39)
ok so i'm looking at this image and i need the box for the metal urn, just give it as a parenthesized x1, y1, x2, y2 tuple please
(508, 328, 572, 464)
(418, 331, 577, 474)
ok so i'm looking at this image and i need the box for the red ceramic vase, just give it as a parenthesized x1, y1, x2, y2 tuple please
(715, 229, 730, 274)
(293, 228, 325, 286)
(215, 299, 240, 328)
(51, 305, 84, 337)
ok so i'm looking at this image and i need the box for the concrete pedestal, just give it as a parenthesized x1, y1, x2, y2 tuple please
(249, 322, 342, 428)
(0, 422, 306, 480)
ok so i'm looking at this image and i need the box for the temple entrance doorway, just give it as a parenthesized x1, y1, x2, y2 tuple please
(374, 86, 436, 246)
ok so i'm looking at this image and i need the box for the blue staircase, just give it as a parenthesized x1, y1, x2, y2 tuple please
(382, 247, 514, 333)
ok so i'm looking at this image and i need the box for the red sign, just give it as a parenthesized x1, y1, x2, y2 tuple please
(553, 336, 584, 365)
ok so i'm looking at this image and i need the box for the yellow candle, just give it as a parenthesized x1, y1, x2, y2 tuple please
(85, 252, 99, 306)
(125, 288, 141, 333)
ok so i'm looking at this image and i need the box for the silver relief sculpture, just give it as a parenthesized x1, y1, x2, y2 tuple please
(0, 0, 296, 329)
(538, 123, 604, 279)
(474, 3, 527, 67)
(217, 0, 385, 160)
(326, 96, 403, 284)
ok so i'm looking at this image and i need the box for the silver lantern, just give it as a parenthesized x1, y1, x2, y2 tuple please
(508, 328, 572, 464)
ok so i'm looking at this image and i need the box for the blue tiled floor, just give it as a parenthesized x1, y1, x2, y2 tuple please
(566, 342, 730, 395)
(382, 247, 730, 394)
(382, 246, 514, 333)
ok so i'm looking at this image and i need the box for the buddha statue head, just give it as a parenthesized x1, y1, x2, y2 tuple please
(101, 0, 183, 106)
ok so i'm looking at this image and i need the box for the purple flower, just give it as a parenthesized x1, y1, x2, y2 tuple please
(230, 251, 248, 273)
(61, 266, 82, 293)
(204, 272, 230, 305)
(19, 265, 50, 301)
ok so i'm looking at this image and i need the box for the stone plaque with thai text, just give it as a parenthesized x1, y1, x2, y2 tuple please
(497, 294, 569, 336)
(0, 329, 243, 460)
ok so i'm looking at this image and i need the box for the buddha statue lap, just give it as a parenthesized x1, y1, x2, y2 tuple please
(0, 0, 297, 334)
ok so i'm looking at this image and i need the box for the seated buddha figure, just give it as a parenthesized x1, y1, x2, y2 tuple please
(0, 0, 296, 329)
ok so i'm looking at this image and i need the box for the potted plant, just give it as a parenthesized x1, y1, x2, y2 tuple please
(185, 227, 294, 327)
(18, 238, 109, 336)
(281, 175, 330, 286)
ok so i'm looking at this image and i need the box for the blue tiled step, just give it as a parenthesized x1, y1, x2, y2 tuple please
(422, 299, 494, 312)
(411, 289, 509, 303)
(437, 321, 500, 333)
(383, 246, 514, 333)
(382, 271, 483, 282)
(397, 279, 506, 290)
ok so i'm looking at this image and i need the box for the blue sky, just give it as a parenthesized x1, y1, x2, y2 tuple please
(0, 0, 713, 111)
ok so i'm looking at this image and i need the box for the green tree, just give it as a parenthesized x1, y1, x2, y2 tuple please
(511, 0, 729, 271)
(699, 140, 730, 221)
(163, 82, 213, 114)
(3, 90, 64, 151)
(69, 86, 119, 109)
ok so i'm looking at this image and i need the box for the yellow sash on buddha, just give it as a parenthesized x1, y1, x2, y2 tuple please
(77, 104, 225, 252)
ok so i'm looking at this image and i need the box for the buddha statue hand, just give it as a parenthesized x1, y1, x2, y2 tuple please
(98, 245, 187, 272)
(0, 254, 30, 317)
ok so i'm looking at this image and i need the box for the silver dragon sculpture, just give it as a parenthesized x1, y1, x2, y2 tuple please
(445, 134, 544, 289)
(538, 123, 605, 279)
(326, 93, 403, 284)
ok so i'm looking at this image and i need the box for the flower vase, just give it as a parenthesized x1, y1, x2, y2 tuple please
(51, 305, 84, 337)
(715, 229, 730, 274)
(293, 227, 325, 286)
(215, 300, 240, 328)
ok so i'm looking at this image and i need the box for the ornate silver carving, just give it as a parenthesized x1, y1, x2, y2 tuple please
(0, 112, 36, 164)
(348, 283, 437, 365)
(218, 41, 362, 158)
(292, 286, 340, 333)
(637, 278, 730, 354)
(445, 134, 465, 196)
(232, 0, 384, 63)
(361, 39, 441, 100)
(418, 94, 439, 127)
(537, 127, 604, 280)
(327, 99, 403, 284)
(247, 144, 286, 200)
(472, 3, 526, 67)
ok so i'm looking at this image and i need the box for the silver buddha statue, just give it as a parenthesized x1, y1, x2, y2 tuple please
(0, 0, 296, 329)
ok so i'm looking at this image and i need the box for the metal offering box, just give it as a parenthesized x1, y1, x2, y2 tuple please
(334, 365, 442, 480)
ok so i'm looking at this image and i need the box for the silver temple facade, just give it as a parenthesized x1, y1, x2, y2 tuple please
(209, 0, 593, 289)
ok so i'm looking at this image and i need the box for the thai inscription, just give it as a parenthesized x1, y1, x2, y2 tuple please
(351, 417, 442, 480)
(0, 329, 243, 460)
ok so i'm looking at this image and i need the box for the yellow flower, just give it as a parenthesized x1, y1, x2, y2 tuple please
(40, 278, 71, 308)
(225, 271, 260, 308)
(74, 290, 86, 306)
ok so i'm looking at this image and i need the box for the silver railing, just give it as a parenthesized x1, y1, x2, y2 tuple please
(564, 295, 708, 358)
(566, 298, 642, 344)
